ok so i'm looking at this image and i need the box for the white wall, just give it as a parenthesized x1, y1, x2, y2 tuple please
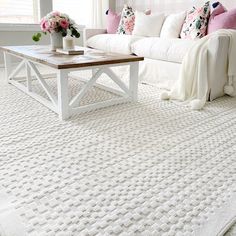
(116, 0, 236, 12)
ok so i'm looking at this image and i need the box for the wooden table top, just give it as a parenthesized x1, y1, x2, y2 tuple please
(0, 45, 144, 69)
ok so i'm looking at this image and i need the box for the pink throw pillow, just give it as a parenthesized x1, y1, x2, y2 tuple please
(106, 9, 121, 34)
(208, 3, 236, 34)
(210, 2, 226, 18)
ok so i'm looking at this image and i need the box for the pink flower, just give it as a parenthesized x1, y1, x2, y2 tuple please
(39, 11, 76, 35)
(40, 18, 50, 32)
(197, 8, 203, 13)
(49, 20, 57, 31)
(124, 18, 135, 34)
(59, 19, 69, 29)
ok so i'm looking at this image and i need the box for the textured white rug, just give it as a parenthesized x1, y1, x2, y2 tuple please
(0, 69, 236, 236)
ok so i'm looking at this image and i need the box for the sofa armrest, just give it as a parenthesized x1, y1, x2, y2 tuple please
(83, 28, 107, 46)
(207, 35, 230, 100)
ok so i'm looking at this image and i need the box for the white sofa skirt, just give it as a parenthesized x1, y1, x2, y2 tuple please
(139, 58, 181, 91)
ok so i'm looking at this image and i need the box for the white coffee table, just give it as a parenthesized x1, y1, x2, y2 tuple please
(1, 46, 143, 120)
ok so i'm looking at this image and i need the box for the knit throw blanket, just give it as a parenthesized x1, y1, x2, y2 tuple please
(161, 29, 236, 110)
(0, 71, 235, 236)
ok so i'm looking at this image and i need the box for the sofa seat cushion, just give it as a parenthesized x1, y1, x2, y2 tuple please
(86, 34, 144, 55)
(131, 37, 195, 63)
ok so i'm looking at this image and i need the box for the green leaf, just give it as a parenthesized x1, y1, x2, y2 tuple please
(32, 32, 42, 42)
(195, 20, 201, 29)
(75, 32, 80, 38)
(61, 29, 67, 37)
(32, 35, 39, 42)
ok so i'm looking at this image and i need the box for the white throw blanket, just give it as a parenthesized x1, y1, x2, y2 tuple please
(161, 29, 236, 110)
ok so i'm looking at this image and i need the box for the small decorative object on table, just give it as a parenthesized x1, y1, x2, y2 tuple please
(32, 11, 80, 51)
(63, 29, 75, 50)
(56, 47, 84, 55)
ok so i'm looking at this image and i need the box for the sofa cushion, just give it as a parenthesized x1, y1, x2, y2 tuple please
(106, 9, 121, 34)
(117, 5, 135, 35)
(132, 11, 165, 37)
(116, 5, 152, 35)
(131, 37, 195, 63)
(180, 1, 210, 39)
(160, 11, 186, 38)
(87, 34, 144, 55)
(208, 3, 236, 34)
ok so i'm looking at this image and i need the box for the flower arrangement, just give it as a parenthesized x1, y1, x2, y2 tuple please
(32, 11, 80, 41)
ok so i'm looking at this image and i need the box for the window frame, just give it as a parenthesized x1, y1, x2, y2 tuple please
(0, 0, 111, 31)
(0, 0, 52, 31)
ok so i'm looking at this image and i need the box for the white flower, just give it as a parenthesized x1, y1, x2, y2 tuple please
(61, 13, 69, 19)
(47, 13, 53, 18)
(70, 19, 75, 24)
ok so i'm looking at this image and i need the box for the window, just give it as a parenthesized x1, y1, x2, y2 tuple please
(53, 0, 92, 26)
(0, 0, 40, 24)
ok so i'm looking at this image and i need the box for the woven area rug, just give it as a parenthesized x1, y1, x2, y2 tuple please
(0, 69, 236, 236)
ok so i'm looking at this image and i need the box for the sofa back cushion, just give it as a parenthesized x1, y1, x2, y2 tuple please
(180, 1, 211, 39)
(160, 11, 186, 38)
(208, 2, 236, 33)
(131, 37, 195, 63)
(106, 9, 121, 34)
(132, 11, 165, 37)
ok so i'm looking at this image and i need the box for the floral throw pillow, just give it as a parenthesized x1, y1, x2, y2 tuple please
(180, 1, 211, 39)
(117, 5, 135, 35)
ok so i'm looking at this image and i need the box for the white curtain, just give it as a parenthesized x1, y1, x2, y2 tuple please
(91, 0, 109, 28)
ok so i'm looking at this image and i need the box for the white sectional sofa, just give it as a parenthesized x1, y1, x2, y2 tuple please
(84, 29, 230, 101)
